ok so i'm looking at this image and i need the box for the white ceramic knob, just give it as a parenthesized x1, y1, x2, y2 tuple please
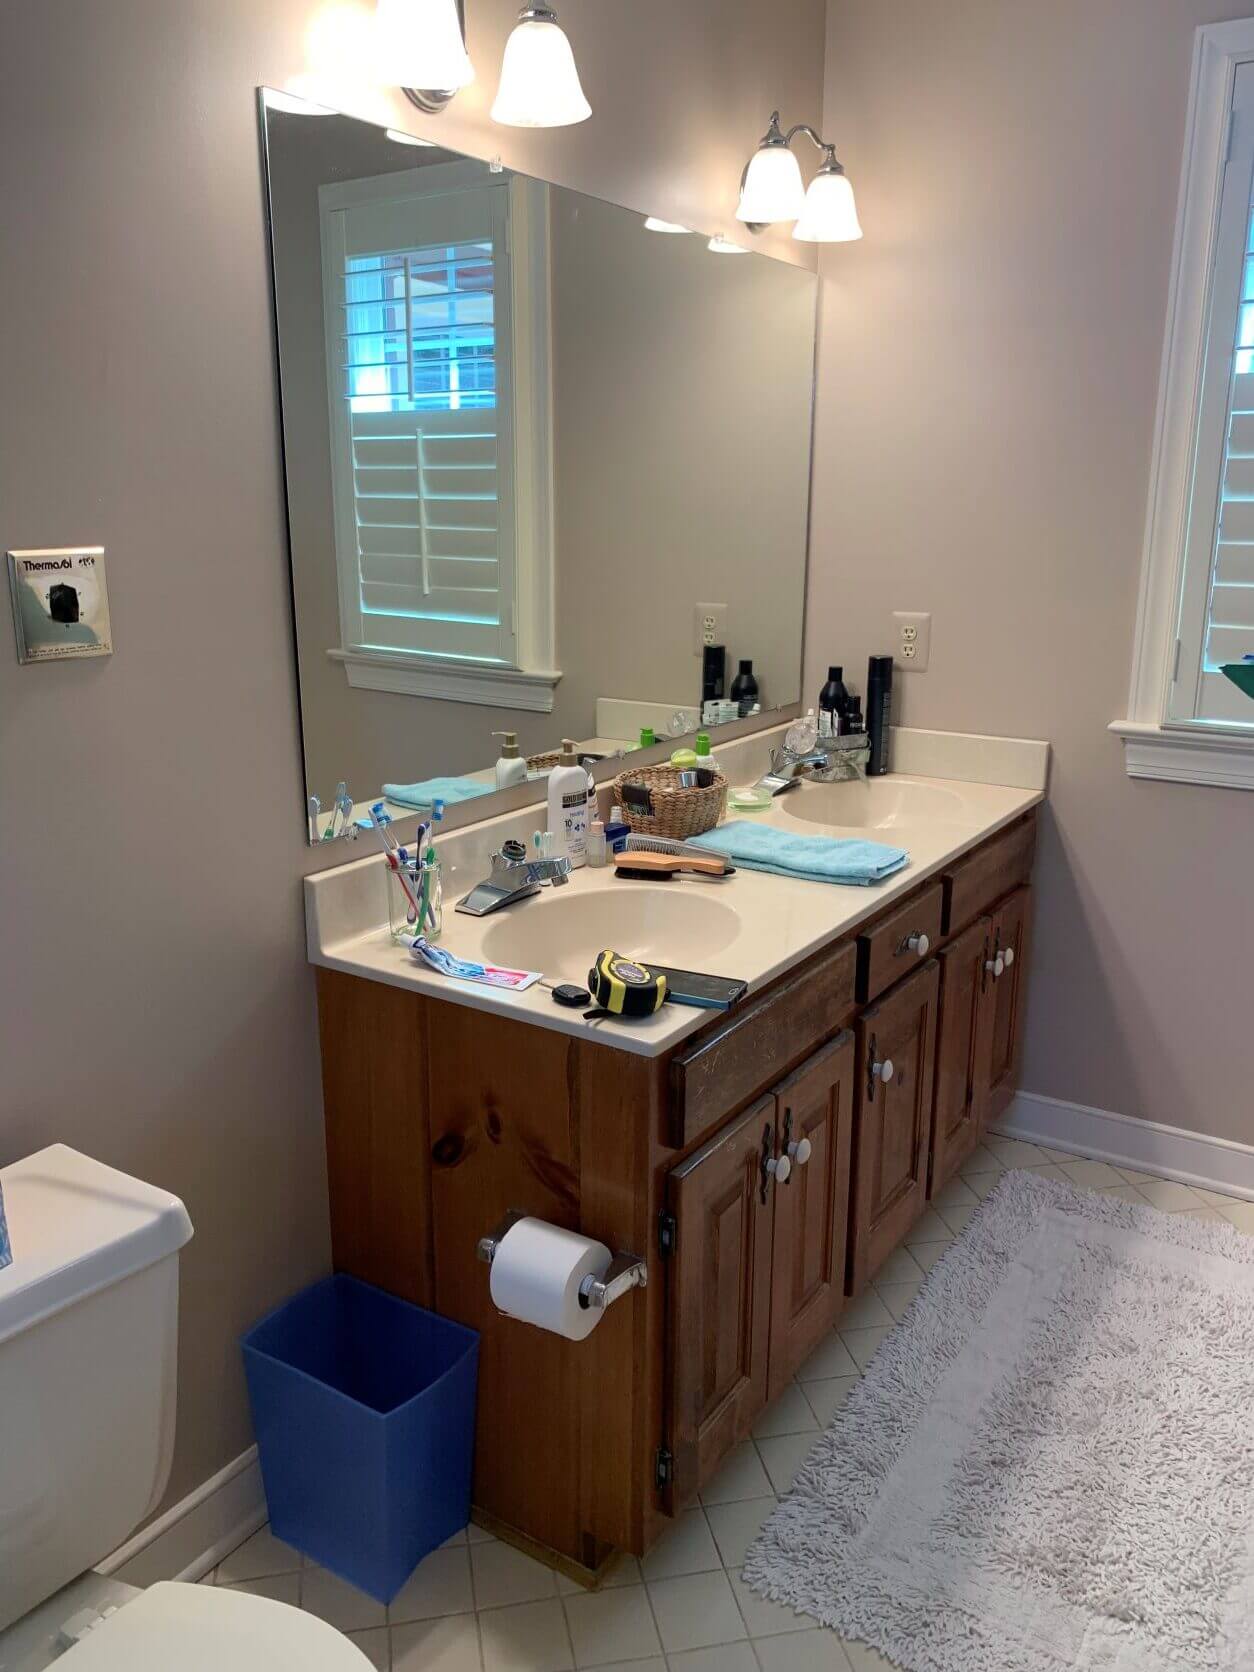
(872, 1058, 894, 1084)
(985, 954, 1005, 978)
(908, 931, 930, 957)
(788, 1137, 813, 1167)
(1002, 946, 1015, 968)
(766, 1153, 792, 1186)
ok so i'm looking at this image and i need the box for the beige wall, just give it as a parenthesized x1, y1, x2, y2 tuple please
(0, 0, 824, 1511)
(812, 0, 1254, 1143)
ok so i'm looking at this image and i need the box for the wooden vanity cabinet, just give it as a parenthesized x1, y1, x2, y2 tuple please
(664, 1029, 855, 1505)
(929, 916, 995, 1197)
(314, 810, 1038, 1577)
(847, 960, 940, 1293)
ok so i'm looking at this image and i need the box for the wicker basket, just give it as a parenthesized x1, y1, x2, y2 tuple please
(612, 765, 728, 839)
(526, 749, 562, 773)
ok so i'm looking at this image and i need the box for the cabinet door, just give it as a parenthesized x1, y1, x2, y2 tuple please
(985, 886, 1031, 1127)
(768, 1031, 856, 1397)
(666, 1096, 777, 1506)
(928, 916, 994, 1198)
(849, 959, 940, 1294)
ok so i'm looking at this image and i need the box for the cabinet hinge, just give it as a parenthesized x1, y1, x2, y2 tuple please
(655, 1445, 674, 1490)
(657, 1209, 678, 1259)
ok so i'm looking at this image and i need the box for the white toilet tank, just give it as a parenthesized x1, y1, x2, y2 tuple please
(0, 1145, 193, 1633)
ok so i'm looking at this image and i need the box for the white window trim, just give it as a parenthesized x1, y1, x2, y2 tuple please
(327, 645, 560, 710)
(322, 167, 559, 706)
(1112, 18, 1254, 789)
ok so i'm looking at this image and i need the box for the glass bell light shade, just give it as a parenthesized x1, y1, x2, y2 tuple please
(491, 7, 591, 128)
(736, 142, 806, 224)
(377, 0, 475, 91)
(644, 216, 690, 233)
(793, 164, 863, 242)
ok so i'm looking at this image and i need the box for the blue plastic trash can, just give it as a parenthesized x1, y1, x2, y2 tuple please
(242, 1274, 479, 1602)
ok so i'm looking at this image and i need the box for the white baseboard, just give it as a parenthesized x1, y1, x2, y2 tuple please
(995, 1091, 1254, 1203)
(97, 1447, 266, 1587)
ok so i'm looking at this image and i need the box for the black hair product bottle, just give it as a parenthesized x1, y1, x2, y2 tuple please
(866, 655, 894, 775)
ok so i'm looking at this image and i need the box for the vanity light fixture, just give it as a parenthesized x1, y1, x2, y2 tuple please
(264, 86, 336, 115)
(491, 2, 591, 127)
(644, 216, 691, 233)
(737, 111, 863, 243)
(382, 0, 590, 128)
(380, 0, 475, 114)
(707, 234, 749, 255)
(385, 127, 437, 145)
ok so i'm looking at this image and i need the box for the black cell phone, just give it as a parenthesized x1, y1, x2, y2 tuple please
(650, 965, 749, 1011)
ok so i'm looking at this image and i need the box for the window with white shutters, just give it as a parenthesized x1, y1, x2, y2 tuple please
(320, 163, 527, 670)
(1168, 59, 1254, 730)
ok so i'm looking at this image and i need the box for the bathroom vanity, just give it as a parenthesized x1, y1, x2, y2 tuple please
(307, 746, 1042, 1583)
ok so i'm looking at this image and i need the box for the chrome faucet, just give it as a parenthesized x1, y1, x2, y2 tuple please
(455, 840, 572, 917)
(754, 734, 871, 796)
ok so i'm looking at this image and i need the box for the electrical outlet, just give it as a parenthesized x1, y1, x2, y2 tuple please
(694, 602, 729, 655)
(893, 611, 932, 671)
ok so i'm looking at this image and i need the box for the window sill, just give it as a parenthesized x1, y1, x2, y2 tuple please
(329, 647, 562, 712)
(1109, 720, 1254, 790)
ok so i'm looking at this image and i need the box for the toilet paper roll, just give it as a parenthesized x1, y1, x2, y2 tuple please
(488, 1218, 612, 1342)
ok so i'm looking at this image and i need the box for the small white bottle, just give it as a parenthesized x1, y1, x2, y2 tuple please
(547, 738, 590, 868)
(586, 819, 607, 868)
(493, 730, 528, 789)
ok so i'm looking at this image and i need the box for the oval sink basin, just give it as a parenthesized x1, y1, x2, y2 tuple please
(479, 885, 741, 976)
(781, 777, 972, 831)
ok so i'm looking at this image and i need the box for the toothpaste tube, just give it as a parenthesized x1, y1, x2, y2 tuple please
(403, 936, 542, 992)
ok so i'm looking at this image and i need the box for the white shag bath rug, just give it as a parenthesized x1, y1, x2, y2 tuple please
(744, 1168, 1254, 1672)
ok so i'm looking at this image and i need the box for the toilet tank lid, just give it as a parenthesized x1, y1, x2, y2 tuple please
(0, 1144, 193, 1345)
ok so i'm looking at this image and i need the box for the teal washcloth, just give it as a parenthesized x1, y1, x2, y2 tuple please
(383, 777, 496, 810)
(0, 1179, 10, 1271)
(689, 820, 909, 885)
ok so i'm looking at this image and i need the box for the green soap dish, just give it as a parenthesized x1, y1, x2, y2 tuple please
(728, 785, 774, 812)
(1221, 661, 1254, 701)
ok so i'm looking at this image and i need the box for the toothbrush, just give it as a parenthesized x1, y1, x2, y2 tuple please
(307, 796, 320, 845)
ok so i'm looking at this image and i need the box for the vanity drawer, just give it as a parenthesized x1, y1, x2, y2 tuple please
(855, 883, 945, 1005)
(943, 814, 1036, 934)
(668, 940, 856, 1149)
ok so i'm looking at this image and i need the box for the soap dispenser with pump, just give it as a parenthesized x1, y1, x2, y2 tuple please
(547, 738, 590, 867)
(493, 730, 528, 789)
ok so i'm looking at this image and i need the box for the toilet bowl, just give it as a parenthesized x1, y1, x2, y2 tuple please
(45, 1581, 371, 1668)
(0, 1146, 368, 1670)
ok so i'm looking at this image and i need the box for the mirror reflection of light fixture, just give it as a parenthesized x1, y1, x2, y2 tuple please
(644, 216, 691, 233)
(386, 127, 437, 145)
(707, 235, 749, 255)
(491, 2, 591, 127)
(379, 0, 475, 114)
(737, 111, 862, 243)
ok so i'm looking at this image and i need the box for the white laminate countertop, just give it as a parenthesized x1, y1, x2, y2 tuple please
(305, 723, 1048, 1058)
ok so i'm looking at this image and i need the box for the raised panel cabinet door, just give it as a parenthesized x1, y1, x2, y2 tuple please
(768, 1030, 856, 1397)
(928, 916, 995, 1199)
(666, 1095, 777, 1507)
(849, 959, 940, 1294)
(985, 886, 1032, 1127)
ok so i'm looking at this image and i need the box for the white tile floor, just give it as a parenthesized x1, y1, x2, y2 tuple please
(201, 1141, 1254, 1670)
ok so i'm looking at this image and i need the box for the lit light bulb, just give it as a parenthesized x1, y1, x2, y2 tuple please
(736, 142, 806, 224)
(377, 0, 475, 91)
(793, 163, 863, 242)
(491, 4, 590, 128)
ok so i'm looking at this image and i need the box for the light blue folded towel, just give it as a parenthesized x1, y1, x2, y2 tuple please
(689, 820, 909, 885)
(382, 777, 496, 810)
(0, 1179, 11, 1271)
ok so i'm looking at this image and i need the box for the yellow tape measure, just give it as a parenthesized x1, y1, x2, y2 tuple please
(588, 949, 668, 1017)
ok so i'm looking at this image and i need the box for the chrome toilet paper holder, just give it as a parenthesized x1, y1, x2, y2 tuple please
(477, 1212, 648, 1313)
